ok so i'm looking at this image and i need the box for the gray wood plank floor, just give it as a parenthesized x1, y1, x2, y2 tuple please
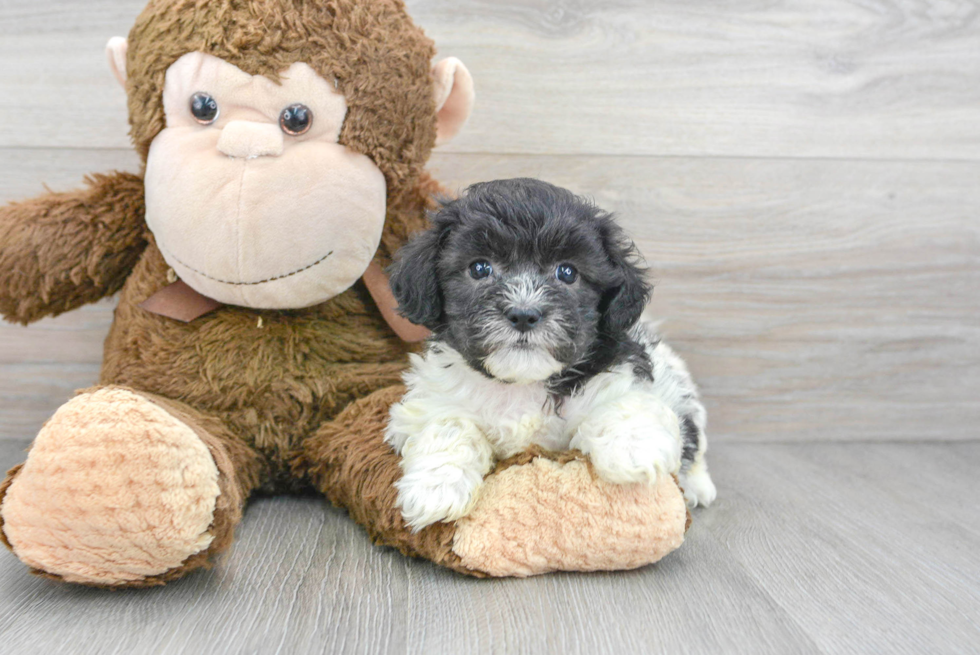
(1, 1, 978, 654)
(2, 440, 978, 655)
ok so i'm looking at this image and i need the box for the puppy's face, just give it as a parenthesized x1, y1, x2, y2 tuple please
(437, 217, 603, 383)
(389, 178, 651, 385)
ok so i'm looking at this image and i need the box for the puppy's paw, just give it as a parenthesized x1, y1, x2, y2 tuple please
(571, 400, 682, 487)
(586, 426, 681, 486)
(680, 460, 717, 508)
(395, 464, 484, 532)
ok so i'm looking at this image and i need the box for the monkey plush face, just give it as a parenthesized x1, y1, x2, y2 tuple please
(144, 53, 385, 308)
(106, 0, 474, 310)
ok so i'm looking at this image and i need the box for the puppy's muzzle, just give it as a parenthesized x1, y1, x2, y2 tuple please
(504, 306, 543, 333)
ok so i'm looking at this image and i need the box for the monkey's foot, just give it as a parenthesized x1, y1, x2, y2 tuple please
(0, 388, 222, 586)
(451, 451, 690, 577)
(302, 387, 691, 578)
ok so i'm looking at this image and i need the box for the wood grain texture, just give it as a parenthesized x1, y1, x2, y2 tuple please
(0, 438, 412, 655)
(2, 440, 977, 655)
(428, 154, 980, 443)
(0, 1, 977, 652)
(2, 148, 976, 443)
(701, 443, 980, 654)
(403, 534, 819, 655)
(1, 1, 979, 159)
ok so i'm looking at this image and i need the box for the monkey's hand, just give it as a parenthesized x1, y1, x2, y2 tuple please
(0, 171, 147, 324)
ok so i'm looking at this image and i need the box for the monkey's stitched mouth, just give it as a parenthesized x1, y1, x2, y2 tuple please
(161, 247, 335, 286)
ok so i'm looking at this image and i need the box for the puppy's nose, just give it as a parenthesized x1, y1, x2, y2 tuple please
(217, 121, 284, 159)
(505, 307, 543, 333)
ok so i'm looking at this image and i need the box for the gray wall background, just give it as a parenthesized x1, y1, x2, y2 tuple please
(1, 0, 977, 444)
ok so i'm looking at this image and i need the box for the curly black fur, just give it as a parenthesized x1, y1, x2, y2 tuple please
(388, 178, 653, 397)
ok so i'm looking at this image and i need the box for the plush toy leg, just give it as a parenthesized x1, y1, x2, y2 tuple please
(295, 386, 467, 572)
(0, 386, 264, 587)
(296, 386, 690, 577)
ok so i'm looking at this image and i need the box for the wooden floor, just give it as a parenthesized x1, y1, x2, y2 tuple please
(1, 439, 978, 654)
(1, 1, 978, 653)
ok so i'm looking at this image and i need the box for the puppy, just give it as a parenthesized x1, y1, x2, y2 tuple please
(385, 178, 716, 531)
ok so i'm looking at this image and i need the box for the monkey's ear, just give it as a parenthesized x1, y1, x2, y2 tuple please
(432, 57, 475, 146)
(387, 227, 446, 329)
(106, 37, 129, 87)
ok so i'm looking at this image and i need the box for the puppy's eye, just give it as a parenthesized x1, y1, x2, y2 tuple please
(280, 104, 313, 136)
(469, 261, 493, 280)
(190, 92, 219, 125)
(556, 263, 578, 284)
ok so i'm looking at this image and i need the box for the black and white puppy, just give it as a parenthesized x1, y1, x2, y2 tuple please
(386, 178, 716, 531)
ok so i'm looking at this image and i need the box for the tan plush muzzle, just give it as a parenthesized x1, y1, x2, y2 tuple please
(144, 53, 388, 310)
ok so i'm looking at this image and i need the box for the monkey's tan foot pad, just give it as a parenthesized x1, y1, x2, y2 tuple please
(0, 388, 220, 585)
(452, 457, 688, 577)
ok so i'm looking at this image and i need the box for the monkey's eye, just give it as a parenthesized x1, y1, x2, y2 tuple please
(190, 93, 219, 125)
(280, 104, 313, 136)
(469, 261, 493, 280)
(556, 264, 578, 284)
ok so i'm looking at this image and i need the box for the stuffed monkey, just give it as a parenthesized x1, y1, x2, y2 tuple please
(0, 0, 688, 586)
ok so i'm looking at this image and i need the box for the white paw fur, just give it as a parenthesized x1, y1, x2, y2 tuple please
(386, 329, 716, 529)
(680, 459, 717, 508)
(570, 396, 682, 485)
(395, 463, 484, 531)
(387, 416, 493, 531)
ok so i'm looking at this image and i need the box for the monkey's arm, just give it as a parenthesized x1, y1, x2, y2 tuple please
(0, 172, 147, 324)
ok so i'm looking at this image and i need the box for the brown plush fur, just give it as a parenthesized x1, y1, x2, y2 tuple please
(0, 463, 21, 551)
(0, 0, 438, 581)
(0, 0, 688, 585)
(101, 234, 414, 482)
(126, 0, 438, 213)
(75, 0, 441, 478)
(0, 0, 457, 585)
(295, 385, 484, 576)
(0, 172, 147, 324)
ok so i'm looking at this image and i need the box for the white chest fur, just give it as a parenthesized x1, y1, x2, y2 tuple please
(385, 337, 691, 531)
(387, 345, 567, 458)
(386, 343, 665, 459)
(385, 330, 713, 531)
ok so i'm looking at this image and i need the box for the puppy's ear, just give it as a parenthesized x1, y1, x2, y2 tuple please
(388, 224, 447, 329)
(599, 220, 652, 336)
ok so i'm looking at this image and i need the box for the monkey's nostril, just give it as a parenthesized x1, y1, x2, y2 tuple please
(504, 307, 543, 333)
